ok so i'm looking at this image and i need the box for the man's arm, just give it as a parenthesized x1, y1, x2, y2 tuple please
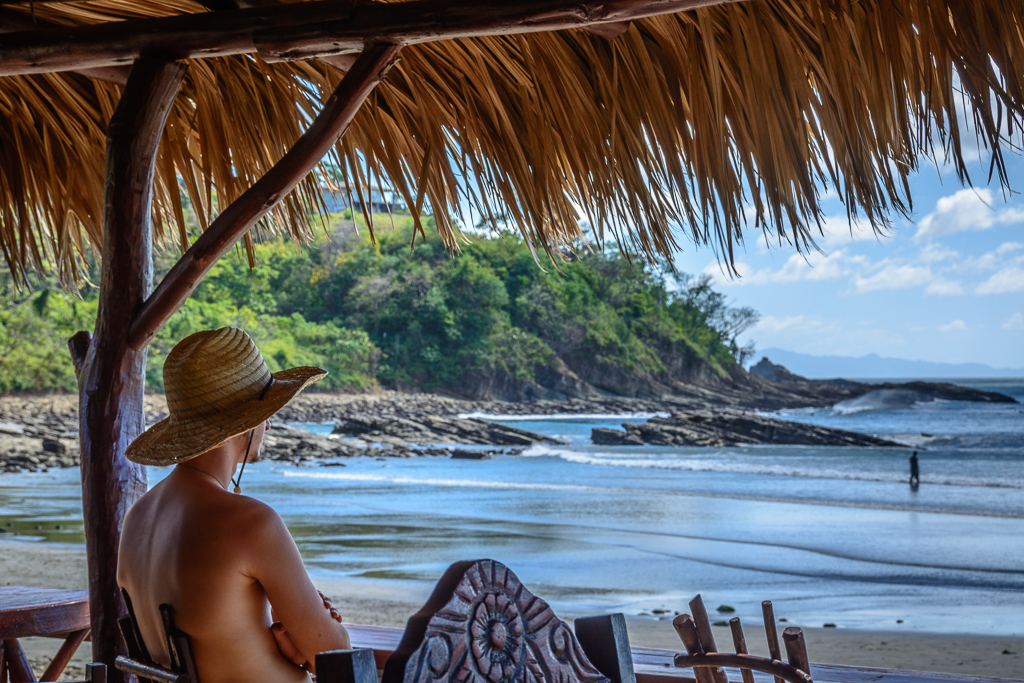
(243, 502, 350, 670)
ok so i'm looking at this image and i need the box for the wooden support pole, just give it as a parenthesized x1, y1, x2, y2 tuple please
(71, 57, 185, 681)
(782, 628, 810, 675)
(128, 42, 401, 350)
(762, 601, 784, 683)
(0, 0, 739, 78)
(729, 618, 755, 683)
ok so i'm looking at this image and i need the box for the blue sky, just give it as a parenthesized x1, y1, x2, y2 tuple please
(670, 147, 1024, 369)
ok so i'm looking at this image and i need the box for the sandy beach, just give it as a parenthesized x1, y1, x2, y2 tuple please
(3, 540, 1021, 680)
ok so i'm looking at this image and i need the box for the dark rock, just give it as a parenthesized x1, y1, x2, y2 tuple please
(41, 437, 66, 455)
(332, 415, 560, 446)
(623, 410, 903, 448)
(591, 427, 644, 446)
(451, 449, 490, 460)
(716, 605, 735, 613)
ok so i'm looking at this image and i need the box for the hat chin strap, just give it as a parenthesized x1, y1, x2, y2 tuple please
(232, 429, 255, 494)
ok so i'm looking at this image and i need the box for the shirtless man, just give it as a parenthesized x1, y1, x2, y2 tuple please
(118, 327, 350, 683)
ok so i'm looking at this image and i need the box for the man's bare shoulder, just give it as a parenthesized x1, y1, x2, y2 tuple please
(197, 490, 285, 540)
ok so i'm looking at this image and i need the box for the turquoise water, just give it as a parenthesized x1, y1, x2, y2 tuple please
(1, 380, 1021, 634)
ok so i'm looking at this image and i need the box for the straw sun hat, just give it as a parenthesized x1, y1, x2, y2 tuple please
(126, 327, 326, 466)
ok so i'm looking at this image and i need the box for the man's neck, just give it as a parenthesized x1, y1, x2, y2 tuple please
(179, 445, 240, 490)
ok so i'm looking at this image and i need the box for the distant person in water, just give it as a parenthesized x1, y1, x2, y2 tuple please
(909, 451, 920, 487)
(118, 327, 349, 683)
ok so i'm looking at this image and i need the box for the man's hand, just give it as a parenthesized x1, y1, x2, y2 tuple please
(269, 592, 342, 671)
(318, 590, 343, 623)
(270, 620, 309, 671)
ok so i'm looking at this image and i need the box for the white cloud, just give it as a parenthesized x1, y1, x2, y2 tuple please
(939, 320, 968, 332)
(817, 215, 877, 248)
(918, 243, 960, 263)
(755, 315, 812, 333)
(853, 264, 933, 292)
(995, 242, 1024, 255)
(707, 249, 857, 286)
(924, 279, 964, 296)
(961, 241, 1024, 272)
(914, 189, 1024, 241)
(976, 266, 1024, 294)
(1002, 313, 1024, 330)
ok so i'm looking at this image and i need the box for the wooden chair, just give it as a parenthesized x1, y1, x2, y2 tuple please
(116, 560, 634, 683)
(671, 595, 812, 683)
(319, 559, 636, 683)
(114, 589, 197, 683)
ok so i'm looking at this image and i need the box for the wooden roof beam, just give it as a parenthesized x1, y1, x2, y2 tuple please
(195, 0, 359, 70)
(0, 0, 737, 78)
(0, 8, 130, 83)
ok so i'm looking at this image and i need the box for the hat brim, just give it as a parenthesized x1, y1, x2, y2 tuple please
(125, 366, 326, 466)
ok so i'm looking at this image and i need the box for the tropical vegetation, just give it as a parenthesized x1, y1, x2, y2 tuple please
(0, 212, 758, 397)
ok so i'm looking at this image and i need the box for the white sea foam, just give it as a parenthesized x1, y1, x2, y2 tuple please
(832, 389, 938, 415)
(519, 445, 1024, 489)
(457, 412, 669, 420)
(282, 470, 598, 492)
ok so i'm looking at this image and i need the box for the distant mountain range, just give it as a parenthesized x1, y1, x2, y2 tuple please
(753, 348, 1024, 379)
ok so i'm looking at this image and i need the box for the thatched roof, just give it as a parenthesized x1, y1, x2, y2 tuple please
(2, 0, 1022, 283)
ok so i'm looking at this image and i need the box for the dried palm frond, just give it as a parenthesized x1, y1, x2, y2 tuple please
(1, 0, 1022, 284)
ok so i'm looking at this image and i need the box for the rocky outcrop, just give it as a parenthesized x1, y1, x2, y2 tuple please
(260, 424, 507, 461)
(592, 410, 903, 448)
(749, 357, 805, 383)
(0, 416, 79, 472)
(591, 427, 644, 446)
(331, 415, 561, 446)
(747, 358, 1016, 405)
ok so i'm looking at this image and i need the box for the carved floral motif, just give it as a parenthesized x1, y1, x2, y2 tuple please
(399, 560, 609, 683)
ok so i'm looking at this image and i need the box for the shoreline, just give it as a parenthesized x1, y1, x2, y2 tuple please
(3, 540, 1022, 679)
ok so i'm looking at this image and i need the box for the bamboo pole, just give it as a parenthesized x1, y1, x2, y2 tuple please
(68, 57, 185, 681)
(0, 0, 739, 78)
(729, 618, 755, 683)
(688, 595, 727, 683)
(672, 614, 715, 683)
(782, 628, 810, 675)
(762, 601, 784, 683)
(128, 42, 401, 350)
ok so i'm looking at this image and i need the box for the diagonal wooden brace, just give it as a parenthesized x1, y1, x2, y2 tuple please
(127, 42, 401, 351)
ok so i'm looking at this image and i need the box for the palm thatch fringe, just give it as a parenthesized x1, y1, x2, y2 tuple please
(1, 0, 1022, 284)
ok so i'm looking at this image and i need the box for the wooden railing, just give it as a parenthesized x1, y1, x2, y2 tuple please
(344, 623, 1024, 683)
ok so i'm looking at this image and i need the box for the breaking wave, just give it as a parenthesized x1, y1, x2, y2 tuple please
(519, 445, 1024, 490)
(832, 389, 939, 415)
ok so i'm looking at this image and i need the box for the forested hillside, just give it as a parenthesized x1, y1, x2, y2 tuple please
(0, 212, 758, 399)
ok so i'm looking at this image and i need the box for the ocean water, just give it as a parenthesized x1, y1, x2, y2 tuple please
(1, 379, 1021, 635)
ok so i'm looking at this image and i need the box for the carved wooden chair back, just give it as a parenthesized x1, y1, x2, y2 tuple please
(672, 596, 812, 683)
(317, 559, 636, 683)
(115, 588, 199, 683)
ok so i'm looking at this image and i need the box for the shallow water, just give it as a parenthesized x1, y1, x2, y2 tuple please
(1, 379, 1021, 635)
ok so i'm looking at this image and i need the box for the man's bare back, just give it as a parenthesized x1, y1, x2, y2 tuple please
(118, 422, 350, 683)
